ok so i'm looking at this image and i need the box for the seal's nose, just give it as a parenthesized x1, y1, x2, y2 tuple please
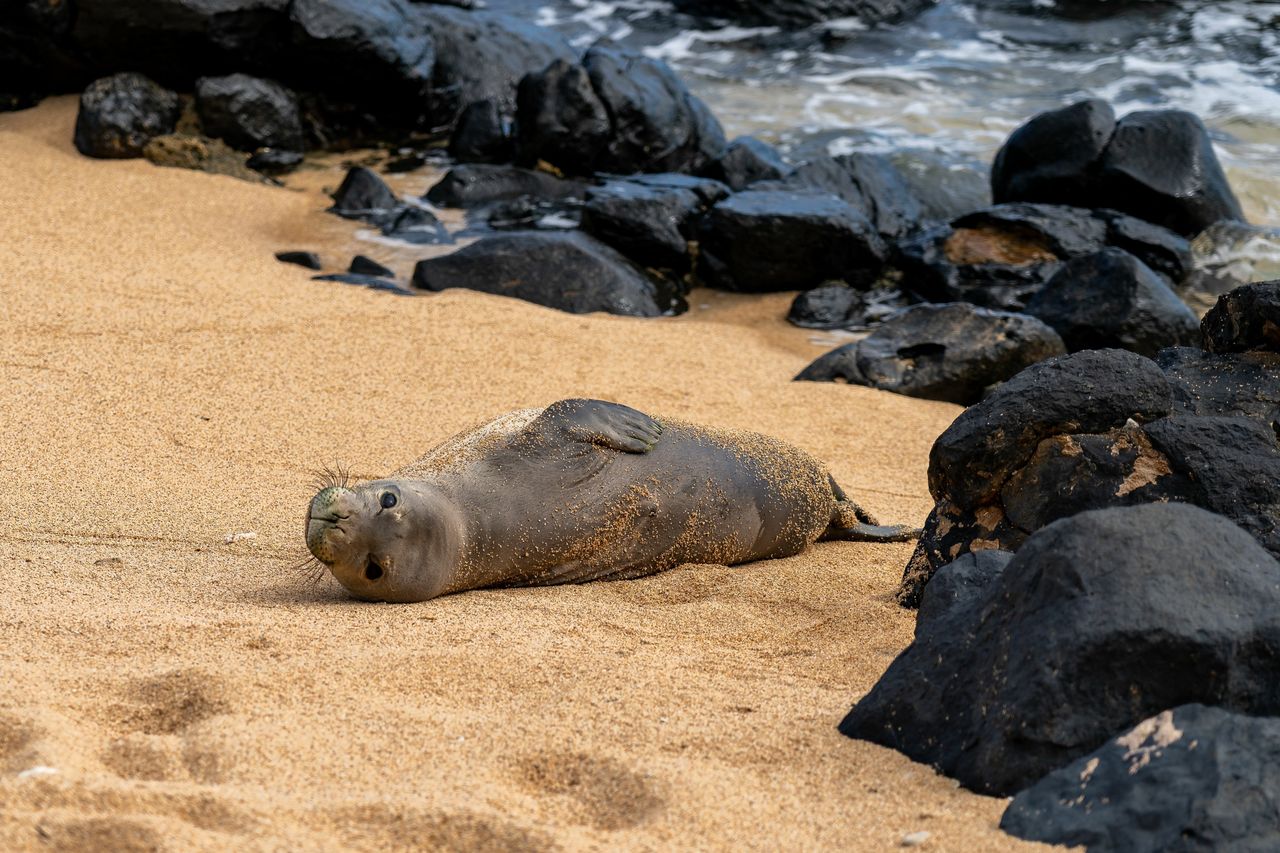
(306, 486, 357, 562)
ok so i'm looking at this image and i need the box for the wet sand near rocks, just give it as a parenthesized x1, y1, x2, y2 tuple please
(0, 99, 1056, 851)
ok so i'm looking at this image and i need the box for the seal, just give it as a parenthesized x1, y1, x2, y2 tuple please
(305, 399, 917, 603)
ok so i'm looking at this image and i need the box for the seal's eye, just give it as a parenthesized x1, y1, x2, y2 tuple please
(380, 492, 397, 509)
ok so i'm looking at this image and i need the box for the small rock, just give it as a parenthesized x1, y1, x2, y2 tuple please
(1200, 280, 1280, 354)
(581, 178, 723, 275)
(379, 205, 452, 245)
(901, 831, 930, 847)
(329, 166, 400, 220)
(313, 274, 413, 294)
(702, 136, 792, 191)
(448, 98, 513, 164)
(424, 164, 584, 209)
(73, 72, 181, 159)
(247, 148, 304, 175)
(275, 251, 322, 270)
(349, 255, 395, 278)
(787, 284, 909, 331)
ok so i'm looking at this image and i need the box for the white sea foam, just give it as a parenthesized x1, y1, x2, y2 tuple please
(643, 25, 781, 63)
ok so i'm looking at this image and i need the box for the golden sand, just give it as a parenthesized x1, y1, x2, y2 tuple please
(0, 98, 1055, 851)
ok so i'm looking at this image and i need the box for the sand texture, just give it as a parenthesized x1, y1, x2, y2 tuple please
(0, 99, 1055, 852)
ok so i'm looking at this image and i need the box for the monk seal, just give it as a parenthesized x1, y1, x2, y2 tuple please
(305, 399, 917, 603)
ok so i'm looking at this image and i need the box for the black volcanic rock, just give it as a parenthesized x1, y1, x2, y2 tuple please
(796, 303, 1065, 405)
(702, 137, 792, 191)
(411, 231, 683, 317)
(1025, 248, 1199, 357)
(1002, 704, 1280, 853)
(329, 166, 400, 220)
(349, 255, 395, 277)
(448, 99, 513, 164)
(758, 153, 923, 240)
(1201, 280, 1280, 354)
(786, 285, 909, 330)
(1158, 347, 1280, 429)
(275, 250, 322, 270)
(671, 0, 938, 28)
(515, 47, 726, 177)
(73, 72, 181, 159)
(844, 503, 1280, 796)
(424, 164, 584, 209)
(419, 6, 573, 132)
(697, 191, 887, 292)
(581, 176, 728, 276)
(992, 100, 1245, 236)
(195, 73, 304, 152)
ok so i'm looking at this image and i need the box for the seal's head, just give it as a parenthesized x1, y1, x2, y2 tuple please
(305, 480, 464, 602)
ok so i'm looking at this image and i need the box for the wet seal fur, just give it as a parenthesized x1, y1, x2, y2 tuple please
(305, 399, 917, 602)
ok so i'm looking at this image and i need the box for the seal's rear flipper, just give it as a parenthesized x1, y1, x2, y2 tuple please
(524, 399, 663, 454)
(824, 479, 922, 542)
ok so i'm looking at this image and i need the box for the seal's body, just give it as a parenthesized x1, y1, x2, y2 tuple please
(306, 399, 915, 603)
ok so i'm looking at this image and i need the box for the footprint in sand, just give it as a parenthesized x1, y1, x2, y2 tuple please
(332, 804, 557, 852)
(36, 816, 163, 853)
(100, 669, 234, 784)
(516, 752, 666, 831)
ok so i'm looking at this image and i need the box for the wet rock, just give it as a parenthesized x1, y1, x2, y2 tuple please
(419, 6, 573, 132)
(992, 100, 1245, 237)
(844, 502, 1280, 796)
(73, 73, 181, 159)
(890, 152, 991, 223)
(247, 148, 304, 175)
(787, 284, 909, 330)
(411, 231, 684, 317)
(515, 59, 613, 174)
(329, 166, 400, 221)
(758, 153, 923, 240)
(697, 191, 887, 293)
(1158, 347, 1280, 429)
(796, 303, 1065, 405)
(275, 251, 322, 270)
(349, 255, 394, 277)
(1201, 281, 1280, 354)
(1024, 248, 1200, 357)
(670, 0, 938, 28)
(424, 164, 584, 209)
(379, 205, 451, 245)
(581, 176, 728, 275)
(195, 73, 304, 152)
(142, 133, 266, 183)
(286, 0, 435, 113)
(702, 137, 792, 192)
(448, 99, 513, 164)
(894, 202, 1190, 310)
(1002, 704, 1280, 853)
(515, 47, 726, 177)
(991, 98, 1115, 209)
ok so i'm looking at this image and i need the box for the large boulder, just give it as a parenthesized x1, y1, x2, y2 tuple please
(697, 191, 887, 292)
(73, 72, 181, 158)
(410, 231, 684, 317)
(419, 6, 573, 133)
(895, 202, 1192, 310)
(670, 0, 938, 28)
(898, 346, 1280, 605)
(72, 0, 290, 86)
(992, 99, 1245, 237)
(515, 47, 726, 177)
(796, 303, 1065, 405)
(1201, 280, 1280, 354)
(581, 176, 729, 276)
(843, 503, 1280, 796)
(1024, 248, 1200, 357)
(195, 73, 304, 152)
(1002, 704, 1280, 853)
(1158, 347, 1280, 429)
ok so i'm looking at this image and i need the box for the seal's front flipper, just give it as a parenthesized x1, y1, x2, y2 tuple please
(527, 399, 663, 454)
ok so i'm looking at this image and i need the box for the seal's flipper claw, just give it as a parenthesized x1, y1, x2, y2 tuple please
(527, 398, 664, 455)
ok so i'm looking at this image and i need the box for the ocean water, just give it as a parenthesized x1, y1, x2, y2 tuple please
(484, 0, 1280, 277)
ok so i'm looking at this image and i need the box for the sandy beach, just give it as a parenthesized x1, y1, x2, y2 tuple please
(0, 99, 1053, 851)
